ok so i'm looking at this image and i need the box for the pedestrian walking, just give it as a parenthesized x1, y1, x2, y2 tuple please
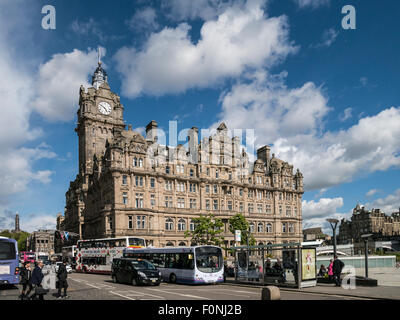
(30, 260, 47, 300)
(19, 261, 32, 300)
(57, 259, 69, 298)
(332, 255, 345, 287)
(328, 259, 334, 282)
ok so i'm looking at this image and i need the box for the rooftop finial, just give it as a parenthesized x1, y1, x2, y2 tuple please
(92, 47, 108, 89)
(98, 46, 102, 65)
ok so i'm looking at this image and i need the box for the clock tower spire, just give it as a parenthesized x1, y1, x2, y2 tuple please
(92, 47, 108, 90)
(76, 53, 125, 176)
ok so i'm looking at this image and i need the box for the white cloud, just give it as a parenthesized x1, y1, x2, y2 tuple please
(114, 0, 297, 97)
(70, 18, 105, 41)
(163, 0, 244, 21)
(0, 208, 15, 230)
(215, 70, 400, 191)
(0, 146, 56, 200)
(302, 197, 344, 219)
(32, 48, 101, 122)
(339, 107, 352, 122)
(302, 197, 351, 234)
(366, 189, 380, 197)
(365, 189, 400, 214)
(0, 1, 59, 231)
(20, 214, 57, 233)
(314, 28, 338, 48)
(126, 7, 159, 32)
(293, 0, 330, 9)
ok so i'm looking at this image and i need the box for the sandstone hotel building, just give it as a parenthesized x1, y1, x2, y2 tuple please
(60, 60, 304, 250)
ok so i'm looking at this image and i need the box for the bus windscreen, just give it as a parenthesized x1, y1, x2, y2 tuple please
(195, 247, 223, 273)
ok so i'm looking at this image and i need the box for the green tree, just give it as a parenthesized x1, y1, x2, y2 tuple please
(228, 214, 256, 246)
(0, 230, 30, 251)
(184, 213, 225, 246)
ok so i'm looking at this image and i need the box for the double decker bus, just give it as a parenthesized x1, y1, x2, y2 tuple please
(123, 245, 224, 284)
(0, 237, 19, 285)
(76, 236, 146, 274)
(19, 251, 36, 263)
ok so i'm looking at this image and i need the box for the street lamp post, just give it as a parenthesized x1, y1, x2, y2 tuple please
(327, 219, 339, 257)
(361, 234, 373, 278)
(246, 227, 251, 274)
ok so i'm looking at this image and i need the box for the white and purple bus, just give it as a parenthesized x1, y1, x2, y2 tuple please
(123, 245, 224, 284)
(0, 237, 19, 285)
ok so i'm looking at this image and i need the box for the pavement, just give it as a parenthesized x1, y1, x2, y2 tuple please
(221, 267, 400, 300)
(355, 268, 400, 287)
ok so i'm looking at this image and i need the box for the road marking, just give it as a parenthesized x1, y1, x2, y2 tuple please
(146, 287, 211, 300)
(110, 291, 136, 300)
(110, 290, 165, 300)
(226, 289, 259, 295)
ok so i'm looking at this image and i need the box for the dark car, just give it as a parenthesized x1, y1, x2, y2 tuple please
(111, 258, 161, 286)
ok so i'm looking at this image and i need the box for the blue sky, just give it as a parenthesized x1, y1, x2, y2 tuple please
(0, 0, 399, 234)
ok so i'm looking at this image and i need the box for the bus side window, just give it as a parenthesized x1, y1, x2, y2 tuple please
(155, 253, 165, 268)
(121, 239, 126, 247)
(181, 253, 194, 270)
(175, 254, 184, 269)
(165, 253, 171, 268)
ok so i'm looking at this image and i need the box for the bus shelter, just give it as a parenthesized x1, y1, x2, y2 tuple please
(230, 242, 318, 289)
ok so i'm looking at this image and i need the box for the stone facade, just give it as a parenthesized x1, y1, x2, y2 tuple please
(62, 61, 304, 249)
(303, 227, 330, 242)
(26, 230, 55, 255)
(338, 204, 400, 244)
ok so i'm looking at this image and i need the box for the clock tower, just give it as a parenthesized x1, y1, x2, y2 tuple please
(76, 61, 125, 176)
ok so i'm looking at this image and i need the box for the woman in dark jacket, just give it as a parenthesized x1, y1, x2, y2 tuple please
(20, 261, 32, 300)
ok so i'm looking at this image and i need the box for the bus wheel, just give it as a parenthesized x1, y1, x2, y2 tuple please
(169, 273, 177, 283)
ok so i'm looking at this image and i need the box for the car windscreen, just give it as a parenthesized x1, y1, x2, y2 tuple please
(0, 241, 16, 260)
(130, 260, 156, 270)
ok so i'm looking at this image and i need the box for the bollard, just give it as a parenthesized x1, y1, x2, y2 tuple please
(261, 286, 281, 300)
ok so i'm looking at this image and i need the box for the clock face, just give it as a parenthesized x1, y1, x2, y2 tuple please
(98, 102, 111, 115)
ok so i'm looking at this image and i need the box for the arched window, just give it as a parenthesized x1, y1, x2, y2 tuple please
(258, 242, 264, 255)
(190, 169, 194, 177)
(165, 218, 174, 231)
(282, 223, 287, 233)
(139, 158, 143, 167)
(266, 223, 272, 233)
(257, 222, 264, 233)
(249, 222, 255, 233)
(133, 157, 138, 167)
(178, 219, 186, 231)
(189, 220, 195, 231)
(166, 242, 174, 247)
(178, 242, 186, 246)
